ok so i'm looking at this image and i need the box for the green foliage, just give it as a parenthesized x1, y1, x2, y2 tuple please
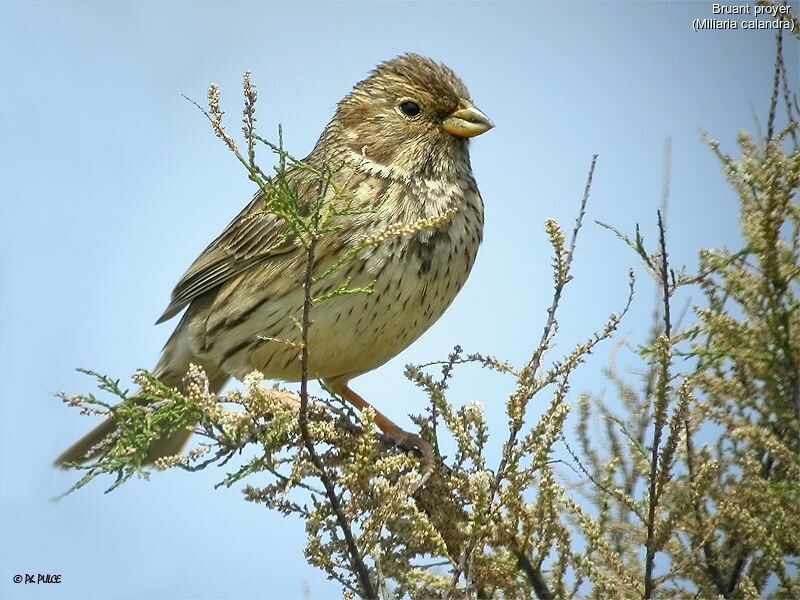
(575, 123, 800, 598)
(57, 369, 200, 495)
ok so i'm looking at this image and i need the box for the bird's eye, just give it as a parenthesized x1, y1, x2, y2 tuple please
(398, 100, 421, 118)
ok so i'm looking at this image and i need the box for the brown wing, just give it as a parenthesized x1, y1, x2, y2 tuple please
(156, 186, 303, 324)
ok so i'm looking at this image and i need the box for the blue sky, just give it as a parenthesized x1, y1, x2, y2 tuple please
(1, 2, 796, 598)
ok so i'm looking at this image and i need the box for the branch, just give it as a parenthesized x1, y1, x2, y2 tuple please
(767, 26, 783, 141)
(444, 155, 598, 598)
(684, 423, 728, 596)
(514, 549, 553, 599)
(643, 210, 672, 599)
(297, 228, 376, 597)
(499, 154, 598, 482)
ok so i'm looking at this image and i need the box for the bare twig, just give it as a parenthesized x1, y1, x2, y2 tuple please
(643, 210, 672, 599)
(297, 217, 376, 598)
(684, 423, 728, 596)
(514, 549, 553, 599)
(444, 156, 598, 599)
(657, 210, 672, 340)
(499, 155, 598, 482)
(767, 26, 783, 141)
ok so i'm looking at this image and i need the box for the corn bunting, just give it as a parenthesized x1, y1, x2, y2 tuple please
(57, 53, 493, 465)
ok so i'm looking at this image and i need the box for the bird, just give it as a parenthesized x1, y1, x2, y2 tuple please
(56, 53, 493, 466)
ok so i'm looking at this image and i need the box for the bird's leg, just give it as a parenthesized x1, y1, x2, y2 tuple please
(337, 385, 404, 437)
(337, 385, 435, 465)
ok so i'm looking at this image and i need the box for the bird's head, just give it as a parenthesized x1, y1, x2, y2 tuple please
(329, 54, 493, 180)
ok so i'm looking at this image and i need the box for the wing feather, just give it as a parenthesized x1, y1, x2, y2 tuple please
(155, 185, 302, 324)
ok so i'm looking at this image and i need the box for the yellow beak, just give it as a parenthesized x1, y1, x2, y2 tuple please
(442, 104, 494, 138)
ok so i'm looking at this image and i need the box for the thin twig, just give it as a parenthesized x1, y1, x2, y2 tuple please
(513, 549, 552, 599)
(499, 154, 598, 483)
(684, 423, 728, 596)
(644, 210, 672, 599)
(444, 155, 598, 599)
(297, 224, 376, 597)
(561, 436, 645, 522)
(657, 210, 672, 340)
(766, 26, 783, 141)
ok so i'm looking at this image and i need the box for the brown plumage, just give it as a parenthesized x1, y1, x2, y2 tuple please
(57, 54, 493, 466)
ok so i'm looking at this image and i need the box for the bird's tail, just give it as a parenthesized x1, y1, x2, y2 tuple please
(55, 328, 229, 467)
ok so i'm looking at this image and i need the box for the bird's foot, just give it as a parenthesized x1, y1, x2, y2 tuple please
(391, 429, 434, 461)
(334, 386, 440, 490)
(387, 429, 438, 491)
